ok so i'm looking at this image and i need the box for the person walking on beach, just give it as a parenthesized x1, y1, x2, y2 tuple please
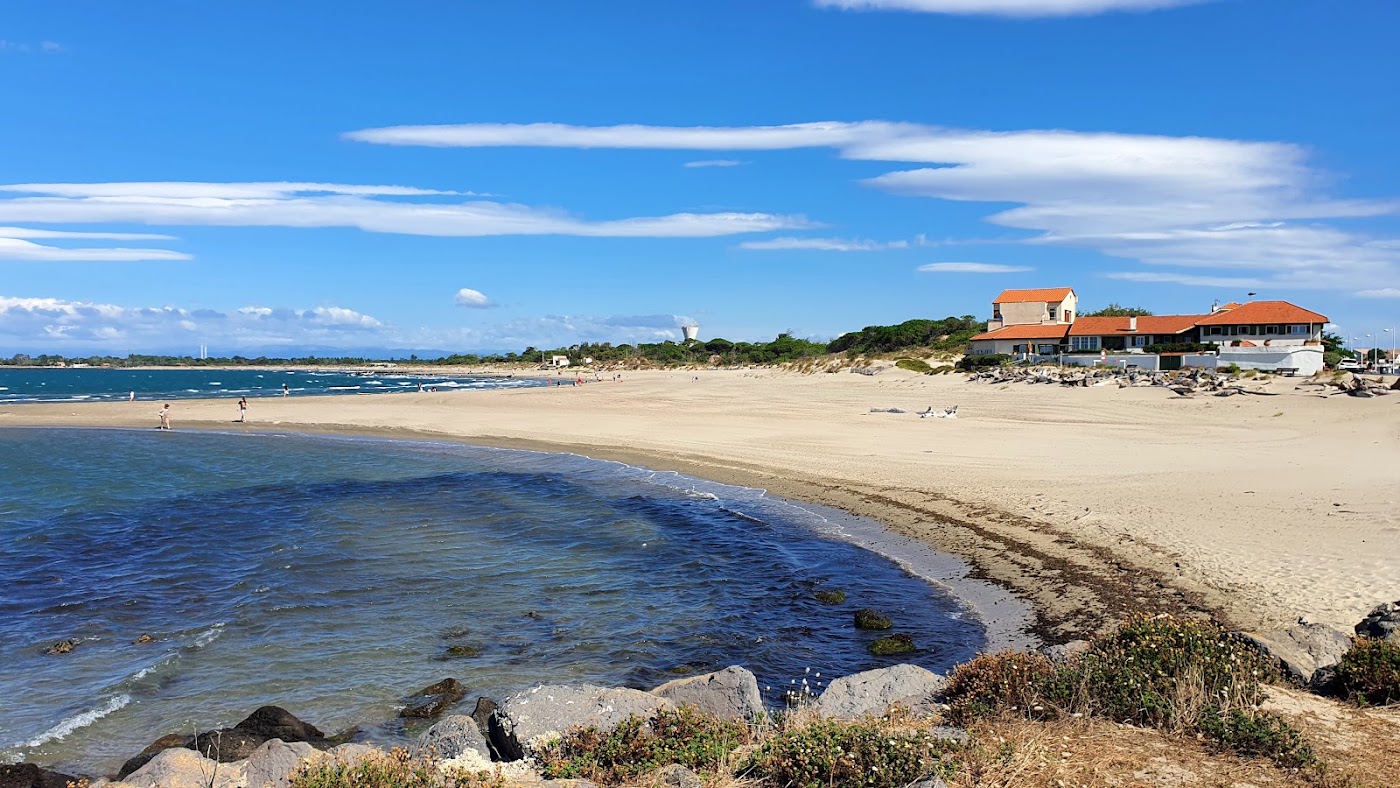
(157, 404, 171, 430)
(282, 383, 289, 397)
(238, 397, 248, 422)
(129, 390, 135, 402)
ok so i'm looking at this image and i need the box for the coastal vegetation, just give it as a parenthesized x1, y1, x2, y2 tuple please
(276, 614, 1397, 788)
(1081, 303, 1154, 317)
(2, 315, 989, 371)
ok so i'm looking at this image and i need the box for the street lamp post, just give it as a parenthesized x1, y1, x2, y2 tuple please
(1384, 327, 1396, 375)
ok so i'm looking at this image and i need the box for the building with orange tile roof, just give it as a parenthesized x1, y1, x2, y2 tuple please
(987, 287, 1077, 331)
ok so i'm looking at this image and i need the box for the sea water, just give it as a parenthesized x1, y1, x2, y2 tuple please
(0, 428, 986, 774)
(0, 367, 542, 403)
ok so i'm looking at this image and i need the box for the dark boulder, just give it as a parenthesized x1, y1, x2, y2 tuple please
(118, 732, 192, 779)
(233, 705, 326, 742)
(0, 763, 83, 788)
(1356, 601, 1400, 642)
(189, 728, 270, 762)
(400, 678, 467, 719)
(814, 590, 847, 604)
(854, 609, 892, 630)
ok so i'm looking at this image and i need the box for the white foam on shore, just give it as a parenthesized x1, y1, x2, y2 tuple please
(22, 694, 130, 749)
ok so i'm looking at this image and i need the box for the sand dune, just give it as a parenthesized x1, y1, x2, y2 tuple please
(6, 367, 1397, 641)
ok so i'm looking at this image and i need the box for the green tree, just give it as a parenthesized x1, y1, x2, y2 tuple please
(1082, 303, 1154, 317)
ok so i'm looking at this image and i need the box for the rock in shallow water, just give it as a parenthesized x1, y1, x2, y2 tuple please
(854, 608, 893, 630)
(867, 634, 916, 656)
(401, 677, 467, 718)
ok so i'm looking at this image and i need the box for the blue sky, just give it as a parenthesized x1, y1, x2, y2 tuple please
(2, 0, 1398, 355)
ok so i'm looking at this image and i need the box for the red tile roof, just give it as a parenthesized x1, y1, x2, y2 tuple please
(970, 324, 1072, 342)
(1195, 300, 1328, 326)
(993, 287, 1075, 304)
(1068, 315, 1206, 336)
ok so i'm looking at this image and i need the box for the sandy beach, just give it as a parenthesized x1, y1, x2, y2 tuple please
(4, 367, 1397, 642)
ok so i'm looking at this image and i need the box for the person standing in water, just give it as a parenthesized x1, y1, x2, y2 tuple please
(282, 383, 289, 397)
(157, 404, 171, 430)
(238, 397, 248, 422)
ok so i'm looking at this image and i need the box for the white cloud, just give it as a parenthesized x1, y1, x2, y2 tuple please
(1357, 288, 1400, 299)
(683, 159, 744, 168)
(41, 41, 64, 53)
(0, 226, 177, 241)
(454, 288, 496, 308)
(0, 237, 190, 262)
(739, 236, 908, 251)
(345, 120, 1400, 292)
(0, 296, 386, 350)
(813, 0, 1207, 17)
(0, 182, 810, 238)
(918, 262, 1033, 273)
(0, 182, 461, 199)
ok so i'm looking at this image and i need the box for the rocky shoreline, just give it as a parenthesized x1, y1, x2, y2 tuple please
(6, 600, 1394, 788)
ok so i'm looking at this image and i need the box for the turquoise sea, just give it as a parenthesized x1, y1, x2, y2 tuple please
(0, 367, 541, 403)
(0, 428, 987, 775)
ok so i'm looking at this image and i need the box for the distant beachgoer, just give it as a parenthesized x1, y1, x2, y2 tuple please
(129, 390, 135, 402)
(238, 397, 248, 422)
(158, 404, 171, 430)
(282, 383, 289, 397)
(418, 381, 424, 392)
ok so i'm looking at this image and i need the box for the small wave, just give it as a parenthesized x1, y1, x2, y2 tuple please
(209, 381, 222, 386)
(190, 623, 225, 649)
(23, 694, 130, 748)
(0, 387, 8, 391)
(327, 386, 360, 390)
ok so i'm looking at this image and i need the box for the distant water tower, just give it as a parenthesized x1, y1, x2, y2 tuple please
(681, 323, 700, 343)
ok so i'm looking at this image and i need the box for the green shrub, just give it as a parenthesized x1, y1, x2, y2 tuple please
(895, 358, 934, 374)
(943, 615, 1310, 769)
(1071, 613, 1271, 729)
(742, 718, 959, 787)
(1222, 363, 1242, 374)
(290, 748, 503, 788)
(957, 353, 1011, 372)
(1333, 637, 1400, 706)
(1199, 708, 1316, 769)
(931, 364, 955, 374)
(945, 650, 1061, 725)
(537, 705, 750, 783)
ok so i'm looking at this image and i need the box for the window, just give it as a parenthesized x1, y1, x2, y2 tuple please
(1037, 343, 1057, 355)
(1237, 325, 1255, 335)
(1265, 325, 1279, 335)
(1070, 335, 1100, 351)
(1132, 335, 1147, 347)
(1288, 324, 1309, 335)
(1206, 326, 1224, 336)
(1047, 306, 1057, 320)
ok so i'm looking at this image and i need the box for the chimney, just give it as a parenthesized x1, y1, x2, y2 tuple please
(1129, 316, 1138, 332)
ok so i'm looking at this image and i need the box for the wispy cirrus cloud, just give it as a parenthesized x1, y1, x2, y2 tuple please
(683, 159, 744, 168)
(0, 226, 189, 262)
(812, 0, 1209, 17)
(343, 120, 1400, 296)
(0, 39, 66, 55)
(0, 182, 810, 239)
(1357, 288, 1400, 299)
(919, 262, 1033, 273)
(739, 236, 909, 251)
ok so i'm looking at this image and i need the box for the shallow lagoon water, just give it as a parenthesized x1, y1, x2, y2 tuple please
(0, 428, 987, 773)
